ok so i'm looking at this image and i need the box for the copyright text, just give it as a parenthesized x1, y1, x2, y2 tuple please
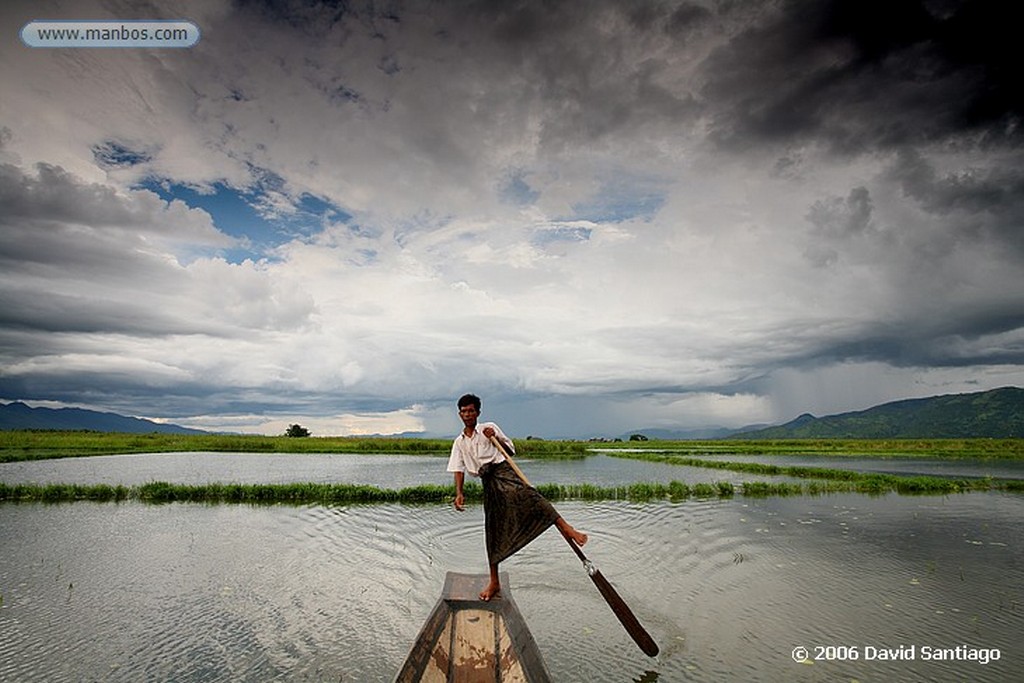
(792, 644, 1001, 665)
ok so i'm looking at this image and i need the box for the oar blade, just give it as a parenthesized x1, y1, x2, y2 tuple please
(588, 568, 660, 657)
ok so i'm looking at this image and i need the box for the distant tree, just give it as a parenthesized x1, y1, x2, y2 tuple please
(285, 424, 311, 437)
(629, 433, 649, 441)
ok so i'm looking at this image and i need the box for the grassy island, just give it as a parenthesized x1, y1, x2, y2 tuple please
(1, 431, 1021, 503)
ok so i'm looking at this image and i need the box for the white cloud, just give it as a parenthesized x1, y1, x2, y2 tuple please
(1, 0, 1022, 436)
(172, 405, 428, 437)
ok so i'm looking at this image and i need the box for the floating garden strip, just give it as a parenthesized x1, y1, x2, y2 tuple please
(0, 481, 709, 504)
(592, 438, 1024, 459)
(0, 431, 589, 462)
(2, 431, 1021, 462)
(603, 450, 1021, 494)
(3, 473, 1021, 505)
(0, 481, 473, 505)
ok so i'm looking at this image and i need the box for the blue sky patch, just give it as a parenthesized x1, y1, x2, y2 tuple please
(138, 178, 351, 262)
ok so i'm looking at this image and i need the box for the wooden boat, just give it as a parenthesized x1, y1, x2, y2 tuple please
(395, 572, 553, 683)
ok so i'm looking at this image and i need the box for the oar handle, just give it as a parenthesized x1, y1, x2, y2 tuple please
(488, 434, 659, 656)
(488, 434, 533, 486)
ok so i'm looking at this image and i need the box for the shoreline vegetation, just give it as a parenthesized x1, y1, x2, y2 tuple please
(3, 431, 1023, 462)
(1, 473, 1021, 505)
(1, 431, 1022, 503)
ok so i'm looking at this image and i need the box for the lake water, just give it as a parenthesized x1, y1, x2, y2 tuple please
(5, 450, 1022, 490)
(1, 454, 1022, 681)
(0, 452, 813, 488)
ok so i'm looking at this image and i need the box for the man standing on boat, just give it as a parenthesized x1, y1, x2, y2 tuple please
(448, 393, 588, 601)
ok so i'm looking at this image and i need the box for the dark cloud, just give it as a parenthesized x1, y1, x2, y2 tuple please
(805, 311, 1024, 369)
(237, 0, 360, 35)
(885, 149, 1024, 252)
(0, 291, 196, 336)
(447, 0, 704, 148)
(0, 370, 242, 419)
(0, 163, 182, 275)
(662, 2, 714, 36)
(807, 186, 873, 236)
(2, 162, 134, 226)
(0, 165, 191, 307)
(0, 162, 312, 337)
(703, 0, 1023, 153)
(0, 163, 227, 244)
(888, 149, 1024, 214)
(803, 186, 875, 267)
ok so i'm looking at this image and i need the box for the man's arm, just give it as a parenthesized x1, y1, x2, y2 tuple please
(453, 470, 465, 511)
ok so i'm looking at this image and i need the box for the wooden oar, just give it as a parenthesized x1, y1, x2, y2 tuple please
(488, 435, 660, 657)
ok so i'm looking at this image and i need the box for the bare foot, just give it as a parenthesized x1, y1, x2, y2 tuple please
(479, 580, 501, 601)
(556, 517, 589, 547)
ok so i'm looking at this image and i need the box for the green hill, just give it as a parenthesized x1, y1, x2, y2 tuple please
(732, 387, 1024, 439)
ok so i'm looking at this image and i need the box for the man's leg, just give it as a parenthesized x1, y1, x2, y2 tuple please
(480, 562, 501, 601)
(555, 516, 588, 546)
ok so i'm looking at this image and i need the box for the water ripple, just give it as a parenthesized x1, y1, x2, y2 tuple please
(1, 493, 1021, 682)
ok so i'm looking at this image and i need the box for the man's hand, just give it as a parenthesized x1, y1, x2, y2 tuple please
(453, 471, 465, 511)
(482, 426, 495, 439)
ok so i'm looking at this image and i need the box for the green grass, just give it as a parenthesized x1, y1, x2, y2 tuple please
(2, 431, 1021, 462)
(4, 471, 1018, 504)
(0, 481, 475, 505)
(0, 480, 681, 504)
(603, 450, 1022, 494)
(0, 430, 588, 462)
(0, 479, 748, 504)
(2, 432, 1022, 503)
(592, 438, 1024, 459)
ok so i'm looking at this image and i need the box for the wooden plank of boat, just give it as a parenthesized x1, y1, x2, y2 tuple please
(395, 572, 553, 683)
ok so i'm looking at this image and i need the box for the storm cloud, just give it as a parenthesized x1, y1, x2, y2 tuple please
(1, 0, 1021, 436)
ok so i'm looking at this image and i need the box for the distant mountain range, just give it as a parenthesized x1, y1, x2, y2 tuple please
(729, 387, 1024, 439)
(3, 386, 1022, 438)
(0, 402, 206, 434)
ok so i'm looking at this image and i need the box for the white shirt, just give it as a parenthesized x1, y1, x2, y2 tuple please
(446, 421, 513, 476)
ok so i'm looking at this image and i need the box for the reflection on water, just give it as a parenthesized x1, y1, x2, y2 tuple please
(1, 493, 1021, 682)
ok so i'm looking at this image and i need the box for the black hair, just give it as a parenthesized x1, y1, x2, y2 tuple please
(457, 393, 481, 410)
